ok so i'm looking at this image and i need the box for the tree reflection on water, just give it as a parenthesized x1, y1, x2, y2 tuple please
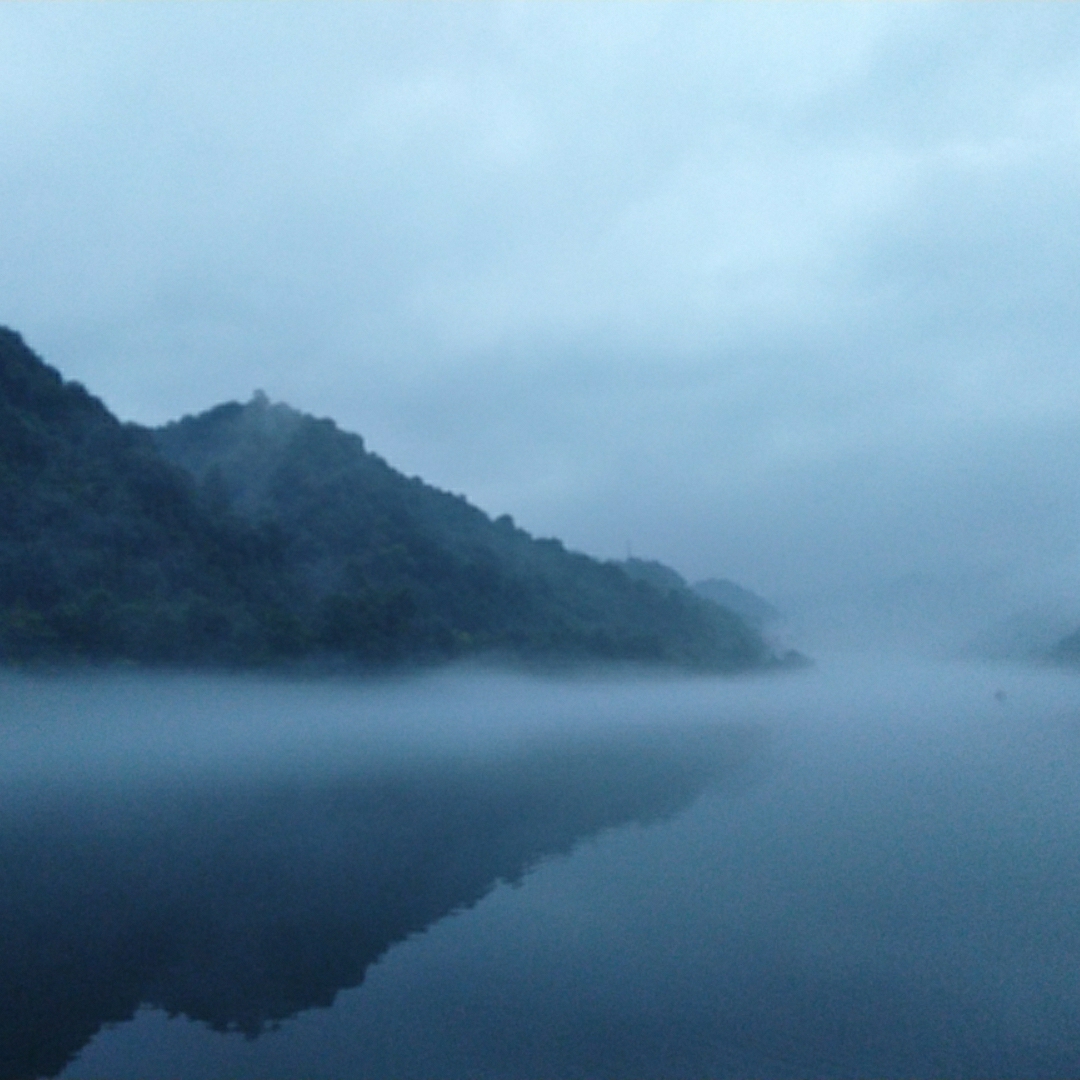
(0, 718, 760, 1079)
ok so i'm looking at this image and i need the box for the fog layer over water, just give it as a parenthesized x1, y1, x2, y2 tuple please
(2, 658, 1078, 1078)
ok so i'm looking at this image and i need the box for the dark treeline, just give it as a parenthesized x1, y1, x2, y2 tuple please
(0, 328, 772, 671)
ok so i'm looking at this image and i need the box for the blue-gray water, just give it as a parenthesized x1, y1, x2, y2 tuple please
(2, 658, 1078, 1078)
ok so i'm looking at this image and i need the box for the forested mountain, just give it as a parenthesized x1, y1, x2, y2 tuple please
(0, 328, 771, 671)
(0, 328, 303, 664)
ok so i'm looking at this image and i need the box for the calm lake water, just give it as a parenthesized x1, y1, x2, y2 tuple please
(2, 657, 1079, 1078)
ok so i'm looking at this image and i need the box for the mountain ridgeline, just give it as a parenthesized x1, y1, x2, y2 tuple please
(0, 328, 771, 671)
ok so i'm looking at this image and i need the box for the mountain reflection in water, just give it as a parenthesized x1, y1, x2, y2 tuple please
(0, 674, 760, 1080)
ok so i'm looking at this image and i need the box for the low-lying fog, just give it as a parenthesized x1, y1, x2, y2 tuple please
(3, 655, 1079, 1079)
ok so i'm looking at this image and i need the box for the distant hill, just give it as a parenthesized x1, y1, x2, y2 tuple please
(1049, 624, 1080, 665)
(617, 561, 780, 630)
(615, 560, 804, 666)
(0, 328, 773, 672)
(693, 578, 780, 628)
(965, 603, 1079, 662)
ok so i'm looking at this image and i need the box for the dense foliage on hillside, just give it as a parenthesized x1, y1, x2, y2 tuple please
(0, 328, 771, 671)
(0, 329, 301, 664)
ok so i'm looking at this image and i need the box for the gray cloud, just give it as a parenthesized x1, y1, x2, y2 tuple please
(2, 2, 1079, 641)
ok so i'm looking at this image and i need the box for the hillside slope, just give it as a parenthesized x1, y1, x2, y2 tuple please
(0, 327, 770, 671)
(155, 395, 767, 669)
(693, 578, 780, 628)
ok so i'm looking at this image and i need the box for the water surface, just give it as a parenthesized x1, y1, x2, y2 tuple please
(1, 659, 1078, 1078)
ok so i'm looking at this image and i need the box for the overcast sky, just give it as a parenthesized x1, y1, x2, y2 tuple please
(3, 2, 1080, 635)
